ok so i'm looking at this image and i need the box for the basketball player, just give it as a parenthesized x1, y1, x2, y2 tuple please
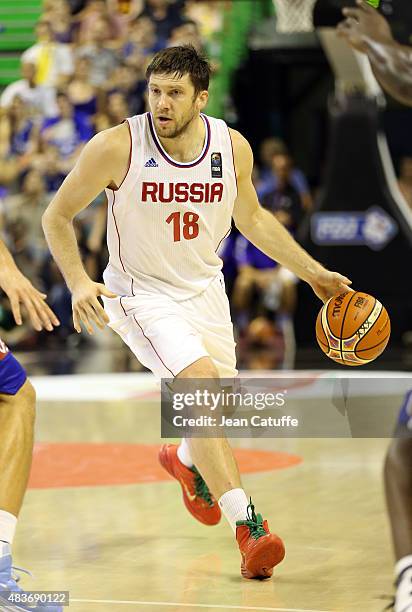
(42, 45, 352, 579)
(339, 3, 412, 610)
(0, 239, 61, 610)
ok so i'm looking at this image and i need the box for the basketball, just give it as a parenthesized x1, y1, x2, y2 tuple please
(316, 291, 391, 366)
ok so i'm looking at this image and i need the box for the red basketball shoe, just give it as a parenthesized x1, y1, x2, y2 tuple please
(236, 499, 285, 579)
(159, 444, 221, 526)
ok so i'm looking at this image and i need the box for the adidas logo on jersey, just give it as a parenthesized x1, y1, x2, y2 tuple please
(144, 158, 158, 168)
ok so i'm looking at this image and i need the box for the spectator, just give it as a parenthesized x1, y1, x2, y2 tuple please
(108, 63, 146, 115)
(232, 235, 279, 321)
(29, 93, 91, 191)
(398, 156, 412, 211)
(232, 230, 297, 369)
(94, 91, 129, 132)
(105, 91, 129, 127)
(140, 0, 185, 42)
(168, 20, 204, 52)
(106, 0, 143, 39)
(0, 109, 19, 186)
(76, 0, 122, 45)
(0, 62, 58, 118)
(259, 136, 287, 168)
(40, 92, 93, 159)
(1, 95, 38, 161)
(77, 18, 120, 87)
(123, 16, 165, 63)
(31, 143, 73, 192)
(43, 0, 77, 43)
(21, 20, 74, 88)
(257, 137, 313, 212)
(3, 170, 51, 263)
(260, 153, 308, 235)
(67, 57, 98, 121)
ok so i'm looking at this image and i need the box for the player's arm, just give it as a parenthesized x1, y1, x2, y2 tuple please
(42, 123, 130, 333)
(338, 0, 412, 106)
(0, 239, 59, 331)
(230, 129, 352, 302)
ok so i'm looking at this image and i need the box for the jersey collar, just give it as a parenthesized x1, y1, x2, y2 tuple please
(147, 112, 211, 168)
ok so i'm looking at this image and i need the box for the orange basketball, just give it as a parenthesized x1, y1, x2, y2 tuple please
(316, 291, 390, 366)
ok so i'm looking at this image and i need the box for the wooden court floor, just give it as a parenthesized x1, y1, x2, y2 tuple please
(9, 372, 401, 612)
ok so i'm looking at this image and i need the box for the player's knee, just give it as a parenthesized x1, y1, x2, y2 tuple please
(177, 357, 220, 380)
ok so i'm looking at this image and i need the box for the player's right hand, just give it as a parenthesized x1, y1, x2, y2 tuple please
(71, 279, 117, 334)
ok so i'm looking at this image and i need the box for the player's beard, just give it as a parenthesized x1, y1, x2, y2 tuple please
(157, 107, 197, 139)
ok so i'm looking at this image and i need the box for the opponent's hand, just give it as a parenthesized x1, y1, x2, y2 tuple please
(0, 268, 60, 332)
(71, 278, 117, 334)
(337, 0, 393, 53)
(309, 269, 353, 303)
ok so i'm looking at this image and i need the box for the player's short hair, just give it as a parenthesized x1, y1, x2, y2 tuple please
(146, 45, 210, 95)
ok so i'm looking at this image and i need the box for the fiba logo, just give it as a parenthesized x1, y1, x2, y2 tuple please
(312, 206, 397, 250)
(211, 152, 222, 178)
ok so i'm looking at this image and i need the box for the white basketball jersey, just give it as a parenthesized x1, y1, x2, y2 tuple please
(105, 112, 237, 300)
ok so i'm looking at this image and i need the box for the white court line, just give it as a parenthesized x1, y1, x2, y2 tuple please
(70, 599, 332, 612)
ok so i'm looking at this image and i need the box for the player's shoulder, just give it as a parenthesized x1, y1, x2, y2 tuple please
(228, 128, 252, 154)
(228, 128, 253, 175)
(83, 122, 131, 163)
(91, 121, 130, 149)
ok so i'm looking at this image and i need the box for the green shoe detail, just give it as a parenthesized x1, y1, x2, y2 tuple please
(190, 466, 214, 507)
(236, 498, 267, 540)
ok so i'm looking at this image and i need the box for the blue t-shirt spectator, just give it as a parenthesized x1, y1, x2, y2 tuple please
(41, 93, 93, 158)
(234, 235, 277, 270)
(257, 166, 309, 200)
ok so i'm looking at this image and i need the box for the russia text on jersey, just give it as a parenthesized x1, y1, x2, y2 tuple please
(141, 182, 224, 204)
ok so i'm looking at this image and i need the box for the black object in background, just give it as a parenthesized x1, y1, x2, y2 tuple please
(297, 94, 412, 346)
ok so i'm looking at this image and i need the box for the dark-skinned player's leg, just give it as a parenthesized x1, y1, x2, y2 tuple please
(0, 346, 63, 611)
(384, 391, 412, 612)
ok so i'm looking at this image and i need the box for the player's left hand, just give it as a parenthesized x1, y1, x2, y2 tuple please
(309, 269, 353, 303)
(337, 0, 393, 53)
(0, 269, 60, 331)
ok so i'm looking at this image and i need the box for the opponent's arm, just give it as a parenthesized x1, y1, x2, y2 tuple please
(338, 0, 412, 106)
(0, 239, 59, 331)
(231, 129, 352, 302)
(42, 123, 130, 333)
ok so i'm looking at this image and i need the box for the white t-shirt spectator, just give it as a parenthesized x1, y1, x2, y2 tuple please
(21, 43, 74, 87)
(0, 80, 58, 117)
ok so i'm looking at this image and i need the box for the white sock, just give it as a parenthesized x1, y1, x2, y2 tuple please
(0, 541, 11, 560)
(218, 488, 249, 534)
(177, 439, 193, 468)
(396, 555, 412, 579)
(395, 556, 412, 612)
(0, 510, 17, 545)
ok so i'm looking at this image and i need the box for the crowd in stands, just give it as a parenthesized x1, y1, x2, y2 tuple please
(0, 0, 313, 369)
(221, 137, 312, 369)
